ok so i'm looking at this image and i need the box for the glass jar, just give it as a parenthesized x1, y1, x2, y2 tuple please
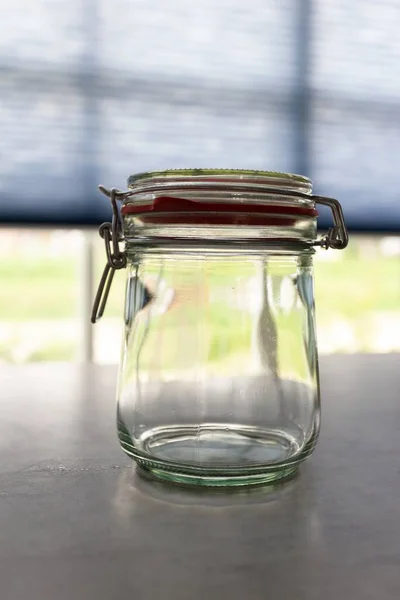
(92, 169, 348, 486)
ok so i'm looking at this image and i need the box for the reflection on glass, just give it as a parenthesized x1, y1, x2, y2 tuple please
(117, 252, 320, 486)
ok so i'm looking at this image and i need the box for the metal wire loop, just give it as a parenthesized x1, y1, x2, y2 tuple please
(92, 186, 127, 322)
(312, 195, 349, 250)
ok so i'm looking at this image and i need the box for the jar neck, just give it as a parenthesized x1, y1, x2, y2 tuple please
(123, 219, 317, 251)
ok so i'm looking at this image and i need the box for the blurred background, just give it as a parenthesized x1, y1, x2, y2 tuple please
(1, 0, 399, 364)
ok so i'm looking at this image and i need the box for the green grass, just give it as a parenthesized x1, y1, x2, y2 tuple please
(314, 254, 400, 319)
(0, 257, 77, 320)
(2, 244, 398, 323)
(1, 237, 399, 362)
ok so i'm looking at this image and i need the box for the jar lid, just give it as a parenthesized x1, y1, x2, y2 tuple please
(122, 169, 317, 226)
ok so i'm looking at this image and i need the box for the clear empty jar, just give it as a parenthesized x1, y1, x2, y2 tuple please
(92, 169, 348, 486)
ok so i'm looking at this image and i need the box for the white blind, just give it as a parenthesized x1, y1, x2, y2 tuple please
(1, 0, 399, 229)
(311, 0, 400, 229)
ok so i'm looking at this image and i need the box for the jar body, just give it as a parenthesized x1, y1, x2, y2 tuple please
(117, 245, 320, 486)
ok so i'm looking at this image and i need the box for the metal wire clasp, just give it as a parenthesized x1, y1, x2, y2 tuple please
(91, 188, 349, 322)
(313, 196, 349, 250)
(91, 186, 128, 323)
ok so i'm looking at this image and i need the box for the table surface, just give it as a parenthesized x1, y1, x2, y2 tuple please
(1, 355, 399, 600)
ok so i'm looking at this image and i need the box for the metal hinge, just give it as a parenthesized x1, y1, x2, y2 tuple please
(91, 186, 128, 323)
(312, 196, 349, 250)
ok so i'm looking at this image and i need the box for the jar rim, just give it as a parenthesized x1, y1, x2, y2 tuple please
(127, 168, 312, 195)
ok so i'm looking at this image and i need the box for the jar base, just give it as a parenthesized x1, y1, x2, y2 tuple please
(137, 463, 299, 487)
(119, 422, 314, 487)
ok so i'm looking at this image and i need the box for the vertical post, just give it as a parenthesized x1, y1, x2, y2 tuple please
(80, 0, 99, 211)
(77, 0, 99, 363)
(294, 0, 312, 176)
(79, 230, 95, 363)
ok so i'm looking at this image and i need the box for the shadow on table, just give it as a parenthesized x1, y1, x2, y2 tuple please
(113, 464, 301, 512)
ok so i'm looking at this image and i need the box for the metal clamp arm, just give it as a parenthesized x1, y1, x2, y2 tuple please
(91, 187, 127, 323)
(312, 195, 349, 250)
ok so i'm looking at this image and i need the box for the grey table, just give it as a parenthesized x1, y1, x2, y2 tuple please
(1, 355, 399, 600)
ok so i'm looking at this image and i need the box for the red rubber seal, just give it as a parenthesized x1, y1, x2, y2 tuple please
(121, 196, 318, 226)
